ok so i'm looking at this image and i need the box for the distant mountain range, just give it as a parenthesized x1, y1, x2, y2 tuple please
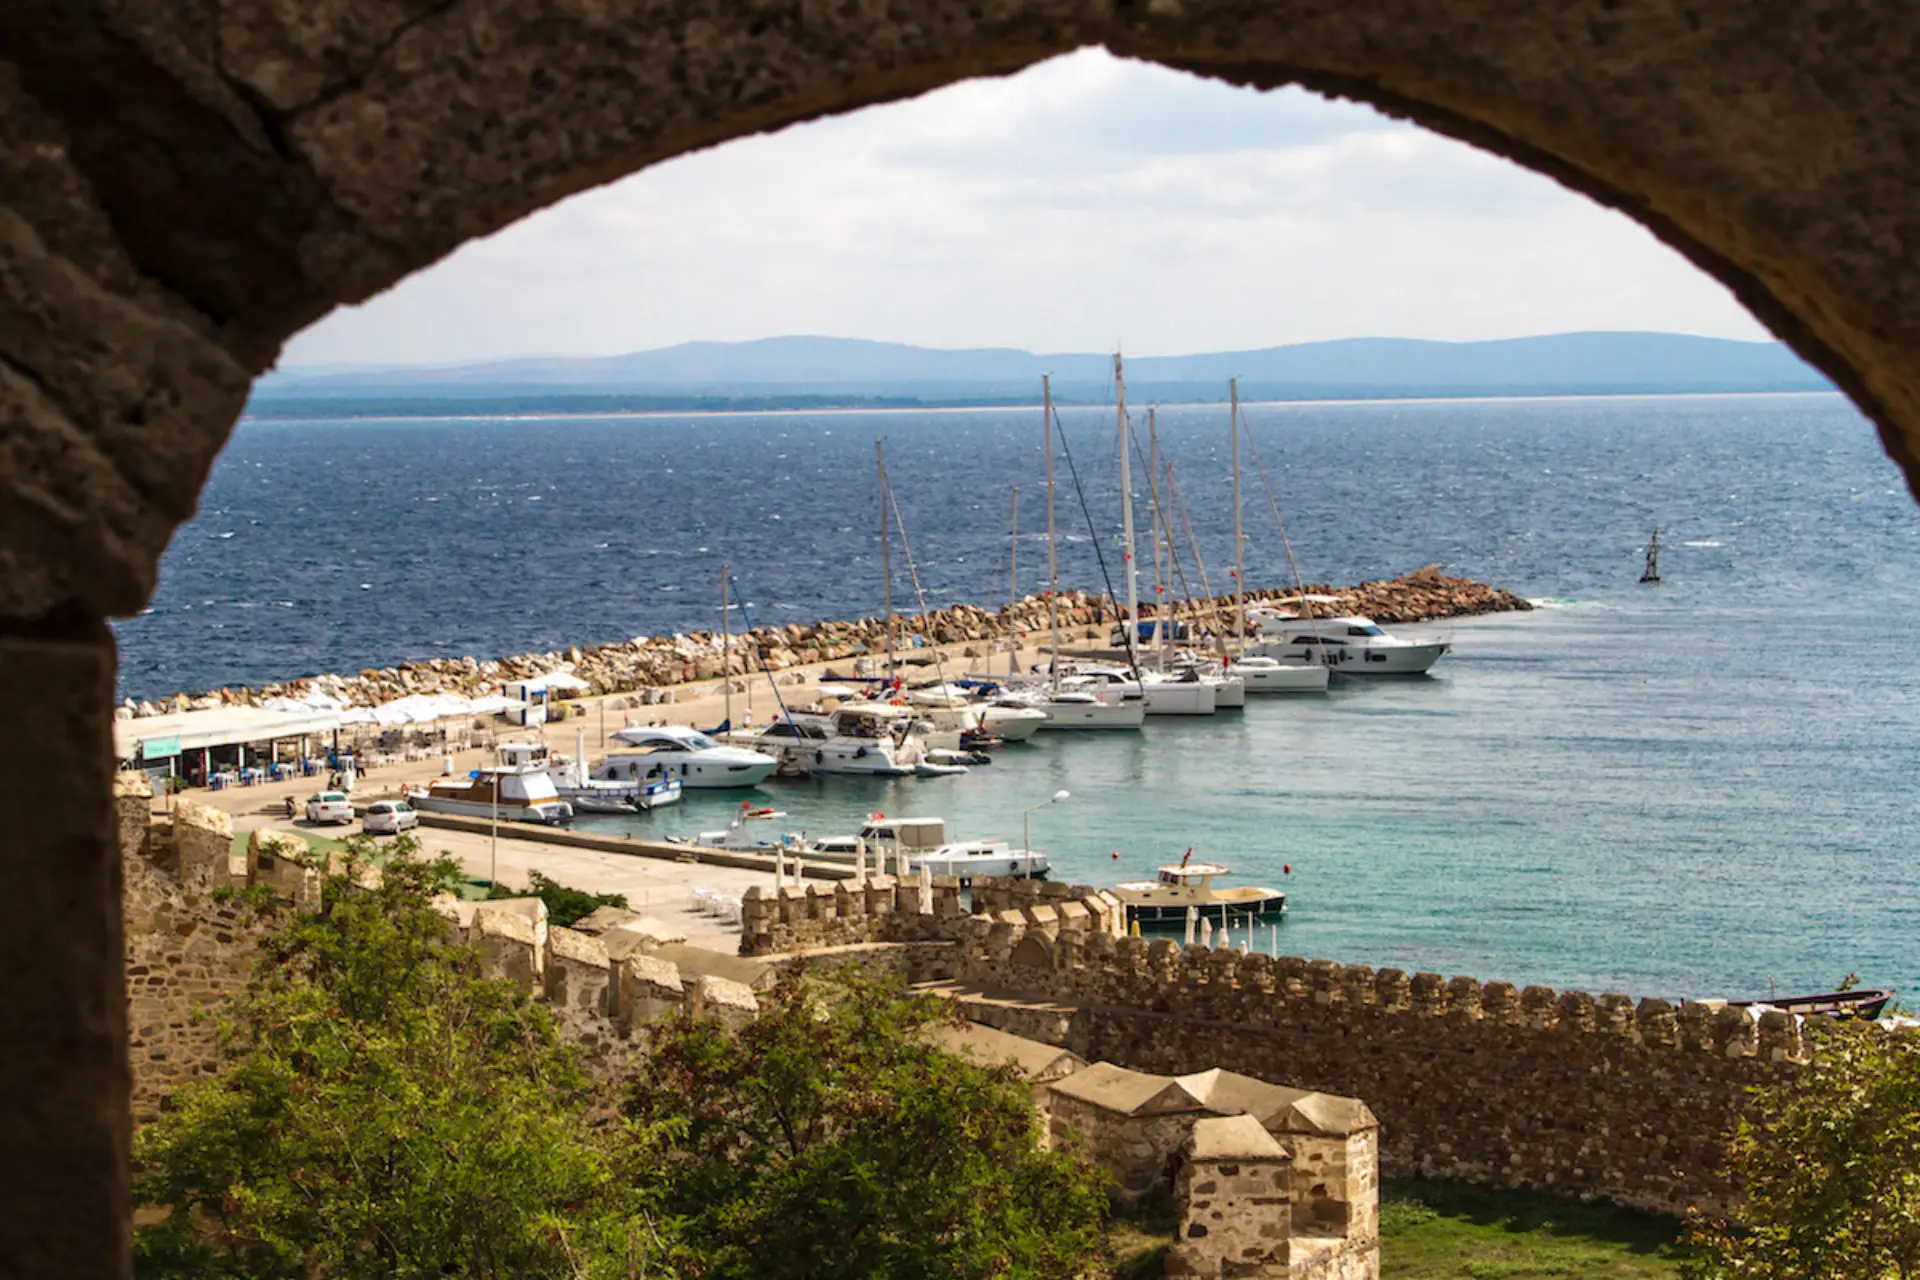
(250, 332, 1831, 416)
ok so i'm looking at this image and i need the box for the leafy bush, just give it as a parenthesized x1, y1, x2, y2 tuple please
(133, 837, 673, 1279)
(1683, 1022, 1920, 1280)
(489, 868, 629, 928)
(626, 966, 1111, 1279)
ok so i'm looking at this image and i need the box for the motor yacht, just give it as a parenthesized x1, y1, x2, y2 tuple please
(1111, 859, 1287, 926)
(750, 704, 933, 777)
(1247, 612, 1450, 675)
(604, 724, 779, 787)
(408, 766, 574, 826)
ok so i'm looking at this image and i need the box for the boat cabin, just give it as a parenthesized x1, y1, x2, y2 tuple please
(1156, 862, 1231, 886)
(856, 816, 948, 855)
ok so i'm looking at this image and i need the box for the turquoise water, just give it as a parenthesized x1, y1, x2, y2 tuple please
(580, 598, 1920, 1001)
(127, 392, 1920, 1001)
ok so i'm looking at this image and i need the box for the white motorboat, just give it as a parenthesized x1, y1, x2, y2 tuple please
(497, 737, 683, 812)
(682, 802, 802, 852)
(408, 766, 574, 825)
(604, 724, 779, 787)
(802, 704, 931, 776)
(996, 684, 1146, 731)
(1223, 653, 1331, 693)
(1111, 859, 1287, 926)
(803, 815, 1048, 881)
(1248, 612, 1451, 675)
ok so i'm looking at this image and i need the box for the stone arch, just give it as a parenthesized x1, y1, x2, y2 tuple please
(8, 6, 1920, 1274)
(1011, 931, 1058, 971)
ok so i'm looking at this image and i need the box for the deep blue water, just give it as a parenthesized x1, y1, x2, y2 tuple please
(118, 393, 1920, 1000)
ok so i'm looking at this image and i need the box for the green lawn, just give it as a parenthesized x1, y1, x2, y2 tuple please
(1381, 1180, 1683, 1279)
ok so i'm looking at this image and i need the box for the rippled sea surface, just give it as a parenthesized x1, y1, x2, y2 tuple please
(120, 393, 1920, 999)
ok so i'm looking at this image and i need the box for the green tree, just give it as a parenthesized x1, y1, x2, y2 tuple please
(626, 966, 1110, 1280)
(1684, 1022, 1920, 1280)
(488, 868, 629, 928)
(133, 837, 677, 1279)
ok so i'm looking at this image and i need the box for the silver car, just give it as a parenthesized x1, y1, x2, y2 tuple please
(361, 799, 419, 835)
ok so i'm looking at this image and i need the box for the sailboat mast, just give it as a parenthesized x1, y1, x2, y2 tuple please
(1231, 378, 1245, 654)
(1007, 486, 1020, 678)
(720, 560, 732, 730)
(1147, 406, 1170, 667)
(1115, 353, 1140, 663)
(877, 439, 895, 675)
(1044, 375, 1060, 694)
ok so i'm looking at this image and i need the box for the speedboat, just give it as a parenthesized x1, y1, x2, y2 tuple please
(409, 766, 574, 825)
(1248, 612, 1450, 675)
(680, 802, 802, 852)
(1111, 858, 1287, 926)
(1223, 653, 1330, 694)
(604, 724, 779, 787)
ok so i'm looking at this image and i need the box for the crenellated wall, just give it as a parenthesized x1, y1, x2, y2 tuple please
(737, 873, 1126, 957)
(946, 921, 1805, 1215)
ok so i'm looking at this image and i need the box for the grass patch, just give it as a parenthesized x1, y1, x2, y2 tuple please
(230, 830, 351, 860)
(1381, 1179, 1682, 1278)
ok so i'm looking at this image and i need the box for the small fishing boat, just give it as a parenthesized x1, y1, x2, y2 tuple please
(498, 737, 682, 813)
(409, 767, 574, 826)
(1112, 856, 1287, 926)
(673, 802, 801, 852)
(1723, 987, 1894, 1020)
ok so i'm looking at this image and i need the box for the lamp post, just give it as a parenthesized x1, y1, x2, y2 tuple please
(1021, 790, 1070, 879)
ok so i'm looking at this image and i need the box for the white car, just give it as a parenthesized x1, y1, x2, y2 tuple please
(305, 791, 355, 825)
(361, 799, 418, 836)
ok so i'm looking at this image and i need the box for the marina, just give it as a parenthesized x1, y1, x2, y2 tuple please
(112, 392, 1920, 1005)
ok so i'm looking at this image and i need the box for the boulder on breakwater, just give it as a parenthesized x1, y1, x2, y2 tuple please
(125, 568, 1530, 716)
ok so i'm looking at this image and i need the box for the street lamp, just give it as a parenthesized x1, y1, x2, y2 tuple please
(1021, 790, 1071, 879)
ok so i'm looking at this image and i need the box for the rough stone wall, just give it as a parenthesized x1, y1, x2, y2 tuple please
(1167, 1122, 1296, 1279)
(954, 925, 1803, 1215)
(1048, 1092, 1205, 1202)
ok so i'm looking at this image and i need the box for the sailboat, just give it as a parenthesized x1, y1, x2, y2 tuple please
(1027, 373, 1145, 731)
(1640, 527, 1662, 583)
(1220, 379, 1327, 693)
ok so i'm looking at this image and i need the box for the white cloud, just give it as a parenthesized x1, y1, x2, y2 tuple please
(281, 49, 1770, 368)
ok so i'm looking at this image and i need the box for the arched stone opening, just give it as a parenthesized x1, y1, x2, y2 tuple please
(6, 6, 1920, 1274)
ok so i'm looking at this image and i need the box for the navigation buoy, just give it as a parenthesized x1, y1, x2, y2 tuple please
(1111, 850, 1120, 860)
(1283, 864, 1292, 875)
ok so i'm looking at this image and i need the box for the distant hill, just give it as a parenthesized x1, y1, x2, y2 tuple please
(251, 332, 1831, 414)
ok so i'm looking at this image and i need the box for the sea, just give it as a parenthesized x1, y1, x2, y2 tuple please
(115, 392, 1920, 1003)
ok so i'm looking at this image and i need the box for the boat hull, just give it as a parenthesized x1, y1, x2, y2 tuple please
(1128, 896, 1287, 925)
(411, 795, 573, 825)
(979, 706, 1047, 741)
(1235, 662, 1331, 693)
(1035, 700, 1147, 730)
(1142, 682, 1216, 715)
(1252, 640, 1449, 675)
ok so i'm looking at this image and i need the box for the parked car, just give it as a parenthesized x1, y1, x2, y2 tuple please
(305, 790, 355, 825)
(361, 799, 419, 836)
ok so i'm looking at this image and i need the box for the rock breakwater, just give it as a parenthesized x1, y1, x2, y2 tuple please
(122, 568, 1530, 717)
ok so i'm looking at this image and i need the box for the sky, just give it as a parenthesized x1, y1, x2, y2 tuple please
(281, 48, 1771, 369)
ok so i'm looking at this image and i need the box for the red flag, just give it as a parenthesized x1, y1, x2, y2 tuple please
(1180, 847, 1193, 867)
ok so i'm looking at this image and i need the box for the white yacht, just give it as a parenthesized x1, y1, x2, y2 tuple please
(1248, 612, 1451, 675)
(1111, 860, 1287, 926)
(496, 739, 682, 813)
(803, 815, 1048, 881)
(409, 766, 574, 825)
(1222, 653, 1331, 693)
(603, 724, 779, 788)
(995, 682, 1146, 731)
(752, 704, 932, 777)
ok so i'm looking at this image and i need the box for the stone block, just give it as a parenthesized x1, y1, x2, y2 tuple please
(619, 954, 685, 1024)
(545, 927, 613, 1016)
(690, 974, 759, 1028)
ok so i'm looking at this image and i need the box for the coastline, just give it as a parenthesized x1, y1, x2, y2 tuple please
(120, 568, 1531, 717)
